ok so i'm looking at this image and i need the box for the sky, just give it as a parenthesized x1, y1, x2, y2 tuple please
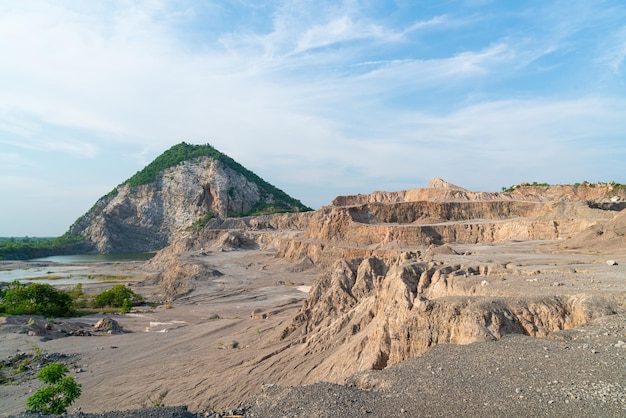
(1, 0, 626, 236)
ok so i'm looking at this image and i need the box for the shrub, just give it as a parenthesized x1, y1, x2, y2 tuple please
(68, 283, 83, 300)
(121, 298, 133, 314)
(26, 362, 81, 414)
(93, 285, 142, 309)
(189, 211, 215, 231)
(0, 281, 73, 317)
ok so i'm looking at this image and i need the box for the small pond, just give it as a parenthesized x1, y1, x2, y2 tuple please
(0, 253, 154, 283)
(30, 253, 155, 263)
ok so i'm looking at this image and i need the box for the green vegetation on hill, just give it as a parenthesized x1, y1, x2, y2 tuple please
(501, 182, 550, 192)
(502, 181, 625, 193)
(122, 142, 311, 214)
(123, 142, 223, 188)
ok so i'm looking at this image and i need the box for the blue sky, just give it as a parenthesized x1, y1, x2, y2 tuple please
(1, 0, 626, 236)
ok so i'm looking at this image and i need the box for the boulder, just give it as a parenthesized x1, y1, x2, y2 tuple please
(94, 317, 124, 334)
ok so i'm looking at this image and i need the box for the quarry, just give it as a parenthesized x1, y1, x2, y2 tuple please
(2, 147, 626, 417)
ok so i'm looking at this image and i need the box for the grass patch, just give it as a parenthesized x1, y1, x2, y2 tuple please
(88, 274, 131, 281)
(20, 275, 67, 281)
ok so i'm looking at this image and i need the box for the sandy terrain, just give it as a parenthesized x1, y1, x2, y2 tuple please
(1, 250, 319, 416)
(2, 241, 626, 417)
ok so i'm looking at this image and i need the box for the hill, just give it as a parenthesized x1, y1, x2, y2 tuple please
(67, 142, 311, 253)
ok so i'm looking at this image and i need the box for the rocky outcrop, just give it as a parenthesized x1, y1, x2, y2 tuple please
(332, 178, 626, 206)
(565, 209, 626, 253)
(331, 191, 407, 206)
(276, 256, 622, 382)
(94, 317, 124, 334)
(507, 182, 626, 203)
(70, 158, 256, 252)
(277, 200, 611, 267)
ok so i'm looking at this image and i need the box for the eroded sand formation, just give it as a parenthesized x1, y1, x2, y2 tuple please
(2, 179, 626, 416)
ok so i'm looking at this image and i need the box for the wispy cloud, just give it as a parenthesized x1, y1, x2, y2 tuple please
(1, 0, 625, 235)
(599, 27, 626, 76)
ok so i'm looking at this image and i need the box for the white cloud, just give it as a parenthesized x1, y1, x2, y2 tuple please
(0, 0, 625, 234)
(295, 16, 379, 53)
(277, 96, 626, 193)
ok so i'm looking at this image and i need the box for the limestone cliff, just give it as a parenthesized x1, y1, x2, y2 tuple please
(332, 178, 626, 206)
(68, 143, 310, 253)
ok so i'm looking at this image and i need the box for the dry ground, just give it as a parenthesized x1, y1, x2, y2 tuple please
(1, 241, 625, 417)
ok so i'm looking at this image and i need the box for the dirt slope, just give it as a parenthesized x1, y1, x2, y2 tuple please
(565, 209, 626, 253)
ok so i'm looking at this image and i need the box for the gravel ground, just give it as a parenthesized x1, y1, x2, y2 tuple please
(239, 312, 626, 418)
(8, 406, 247, 418)
(245, 327, 626, 418)
(10, 314, 625, 418)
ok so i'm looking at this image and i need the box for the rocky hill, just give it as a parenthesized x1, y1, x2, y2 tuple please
(67, 142, 310, 253)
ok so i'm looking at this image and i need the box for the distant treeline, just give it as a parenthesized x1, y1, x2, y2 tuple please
(502, 181, 625, 193)
(0, 236, 85, 261)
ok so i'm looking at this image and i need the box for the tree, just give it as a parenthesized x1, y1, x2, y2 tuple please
(93, 284, 142, 309)
(26, 362, 81, 414)
(0, 281, 73, 317)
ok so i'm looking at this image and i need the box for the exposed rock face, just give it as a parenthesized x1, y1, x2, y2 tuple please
(331, 191, 407, 206)
(333, 178, 626, 206)
(507, 182, 626, 203)
(277, 200, 611, 268)
(69, 157, 307, 253)
(276, 256, 621, 383)
(566, 209, 626, 253)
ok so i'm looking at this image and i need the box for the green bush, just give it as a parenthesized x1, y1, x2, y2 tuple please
(0, 281, 73, 317)
(189, 211, 215, 231)
(27, 362, 81, 414)
(121, 298, 133, 314)
(68, 283, 83, 300)
(93, 285, 142, 309)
